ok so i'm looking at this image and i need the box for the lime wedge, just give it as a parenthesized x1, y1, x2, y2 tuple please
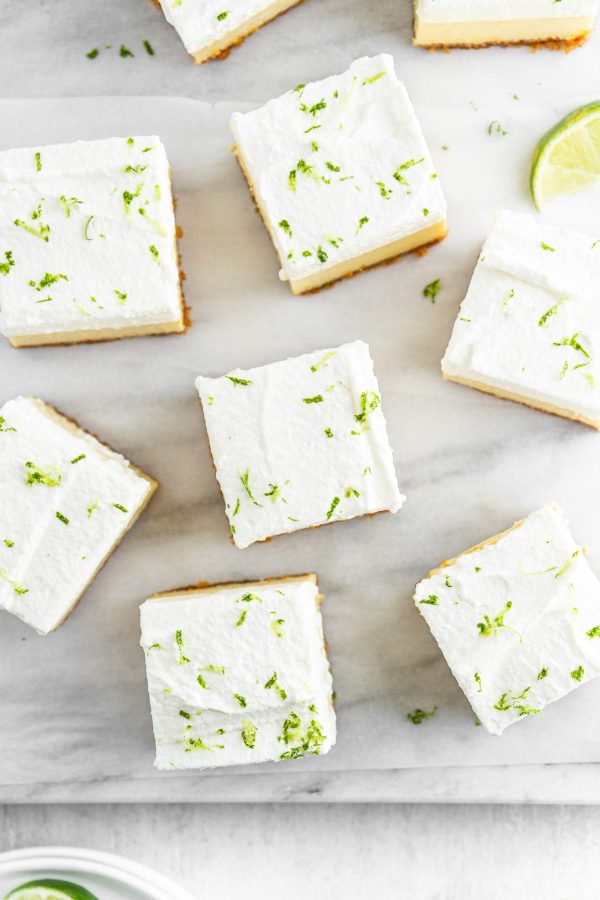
(531, 100, 600, 209)
(4, 880, 98, 900)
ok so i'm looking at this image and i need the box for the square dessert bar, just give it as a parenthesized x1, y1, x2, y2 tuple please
(413, 0, 599, 49)
(140, 574, 336, 770)
(0, 136, 185, 347)
(415, 503, 600, 735)
(0, 396, 157, 634)
(442, 210, 600, 429)
(155, 0, 304, 64)
(195, 340, 405, 549)
(230, 54, 447, 294)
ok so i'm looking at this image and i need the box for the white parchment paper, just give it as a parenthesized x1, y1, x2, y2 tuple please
(2, 96, 600, 794)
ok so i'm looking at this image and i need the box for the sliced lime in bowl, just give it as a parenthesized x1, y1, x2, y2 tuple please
(4, 880, 98, 900)
(531, 100, 600, 209)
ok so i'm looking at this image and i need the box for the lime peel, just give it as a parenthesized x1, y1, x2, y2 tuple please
(531, 101, 600, 209)
(4, 879, 99, 900)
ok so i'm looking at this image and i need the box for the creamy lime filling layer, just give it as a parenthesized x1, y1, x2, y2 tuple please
(140, 576, 336, 770)
(0, 136, 181, 338)
(195, 340, 405, 549)
(442, 210, 600, 423)
(415, 503, 600, 735)
(230, 54, 446, 284)
(415, 0, 599, 23)
(0, 396, 153, 634)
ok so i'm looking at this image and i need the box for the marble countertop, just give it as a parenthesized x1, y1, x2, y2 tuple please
(4, 0, 600, 107)
(3, 802, 600, 898)
(2, 1, 600, 805)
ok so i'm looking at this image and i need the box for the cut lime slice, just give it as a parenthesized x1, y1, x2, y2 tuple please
(531, 100, 600, 209)
(4, 880, 98, 900)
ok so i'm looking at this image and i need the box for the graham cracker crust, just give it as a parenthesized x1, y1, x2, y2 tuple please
(232, 144, 448, 295)
(418, 32, 590, 52)
(443, 371, 600, 431)
(147, 572, 319, 601)
(28, 397, 158, 631)
(301, 229, 448, 296)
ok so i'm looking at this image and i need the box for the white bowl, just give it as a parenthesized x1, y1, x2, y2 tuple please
(0, 846, 196, 900)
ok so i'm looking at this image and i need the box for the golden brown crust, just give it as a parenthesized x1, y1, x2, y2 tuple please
(417, 32, 589, 51)
(148, 572, 318, 601)
(174, 221, 191, 330)
(300, 229, 448, 295)
(443, 371, 600, 431)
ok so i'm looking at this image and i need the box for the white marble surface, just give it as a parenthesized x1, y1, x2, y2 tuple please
(2, 1, 600, 804)
(3, 0, 600, 108)
(3, 803, 600, 899)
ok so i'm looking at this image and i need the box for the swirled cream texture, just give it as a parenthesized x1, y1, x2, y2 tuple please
(415, 503, 600, 735)
(442, 210, 600, 426)
(415, 0, 599, 22)
(0, 136, 182, 340)
(140, 575, 336, 770)
(195, 340, 405, 549)
(0, 396, 154, 634)
(230, 54, 446, 285)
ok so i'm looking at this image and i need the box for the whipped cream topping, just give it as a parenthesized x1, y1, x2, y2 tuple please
(442, 210, 600, 425)
(0, 396, 154, 634)
(230, 54, 446, 284)
(415, 0, 599, 23)
(0, 136, 181, 339)
(140, 575, 336, 770)
(415, 503, 600, 735)
(195, 340, 404, 549)
(158, 0, 278, 55)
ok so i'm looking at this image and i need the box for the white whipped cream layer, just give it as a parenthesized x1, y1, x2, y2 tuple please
(230, 54, 447, 284)
(158, 0, 275, 56)
(140, 575, 336, 770)
(415, 503, 600, 735)
(0, 136, 181, 339)
(195, 340, 405, 549)
(0, 396, 153, 634)
(415, 0, 599, 23)
(442, 210, 600, 425)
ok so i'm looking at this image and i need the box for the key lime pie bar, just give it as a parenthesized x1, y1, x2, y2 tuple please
(0, 396, 157, 634)
(140, 573, 336, 770)
(442, 210, 600, 429)
(415, 503, 600, 735)
(230, 54, 447, 294)
(413, 0, 599, 49)
(195, 340, 404, 549)
(155, 0, 304, 64)
(0, 136, 185, 347)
